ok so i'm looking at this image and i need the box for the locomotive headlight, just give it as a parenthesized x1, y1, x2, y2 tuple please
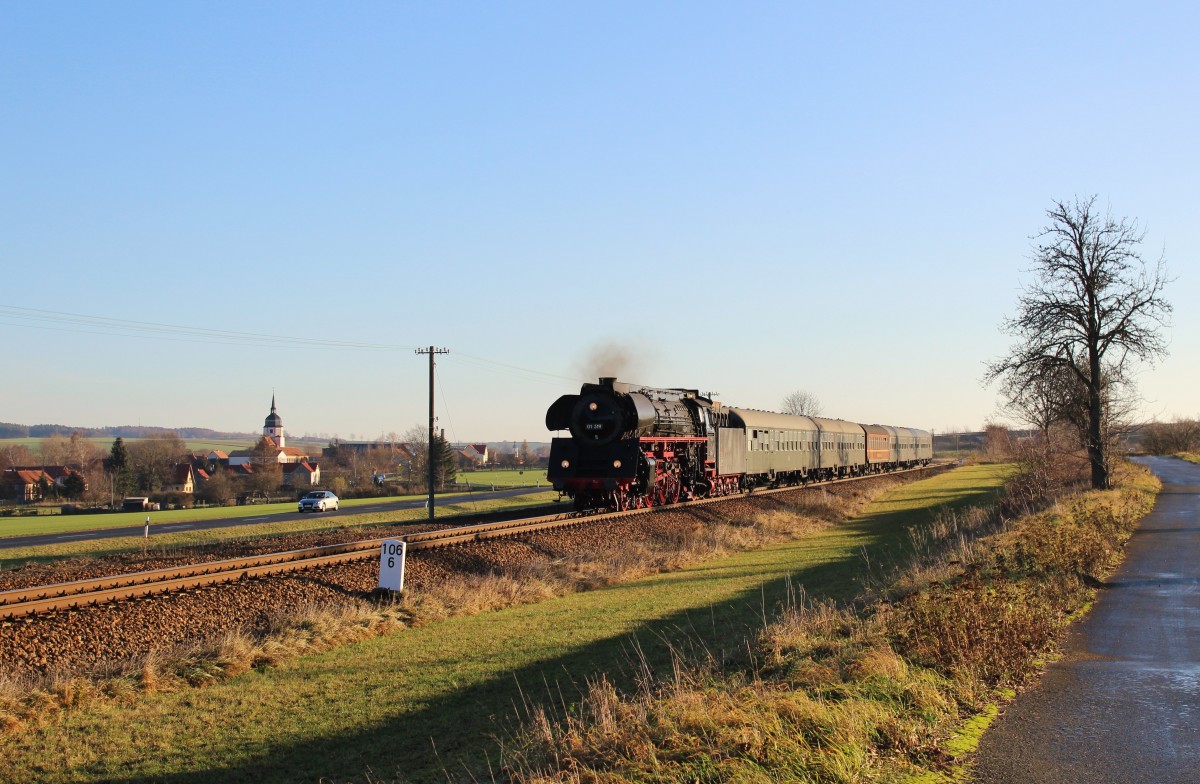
(589, 402, 598, 411)
(612, 459, 622, 469)
(561, 459, 570, 469)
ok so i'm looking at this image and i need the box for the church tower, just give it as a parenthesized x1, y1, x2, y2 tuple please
(263, 394, 285, 448)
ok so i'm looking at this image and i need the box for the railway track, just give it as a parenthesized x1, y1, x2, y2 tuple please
(0, 512, 584, 620)
(1, 464, 947, 621)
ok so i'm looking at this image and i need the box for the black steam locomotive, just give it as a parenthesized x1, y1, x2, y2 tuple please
(546, 377, 932, 512)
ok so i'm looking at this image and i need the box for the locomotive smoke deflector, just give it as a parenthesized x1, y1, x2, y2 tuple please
(545, 394, 579, 431)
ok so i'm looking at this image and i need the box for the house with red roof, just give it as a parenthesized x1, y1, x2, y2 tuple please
(1, 466, 87, 502)
(282, 461, 321, 488)
(161, 464, 196, 494)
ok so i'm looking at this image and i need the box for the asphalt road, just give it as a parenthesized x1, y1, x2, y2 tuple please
(970, 456, 1200, 783)
(0, 486, 553, 551)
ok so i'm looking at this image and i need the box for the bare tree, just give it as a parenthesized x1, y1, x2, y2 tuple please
(198, 467, 236, 506)
(1141, 417, 1200, 455)
(986, 196, 1172, 489)
(247, 461, 283, 496)
(781, 390, 823, 417)
(40, 432, 102, 467)
(0, 444, 34, 472)
(401, 424, 430, 488)
(126, 433, 187, 494)
(998, 361, 1079, 442)
(81, 463, 112, 506)
(982, 421, 1013, 457)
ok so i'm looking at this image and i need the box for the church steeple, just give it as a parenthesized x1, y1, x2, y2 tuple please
(263, 394, 285, 448)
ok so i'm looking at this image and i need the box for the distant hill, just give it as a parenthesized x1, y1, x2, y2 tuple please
(0, 422, 259, 440)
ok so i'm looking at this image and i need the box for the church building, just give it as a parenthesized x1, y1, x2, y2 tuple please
(263, 394, 285, 448)
(227, 395, 312, 467)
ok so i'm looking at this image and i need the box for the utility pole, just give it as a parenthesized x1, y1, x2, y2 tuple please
(415, 346, 449, 521)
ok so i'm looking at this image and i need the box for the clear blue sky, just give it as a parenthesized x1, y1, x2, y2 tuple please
(2, 2, 1196, 442)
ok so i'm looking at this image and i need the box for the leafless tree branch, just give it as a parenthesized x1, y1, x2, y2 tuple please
(984, 196, 1173, 488)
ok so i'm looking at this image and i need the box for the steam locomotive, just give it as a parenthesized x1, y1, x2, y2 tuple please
(546, 377, 932, 512)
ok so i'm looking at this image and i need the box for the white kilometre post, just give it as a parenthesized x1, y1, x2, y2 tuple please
(378, 539, 407, 593)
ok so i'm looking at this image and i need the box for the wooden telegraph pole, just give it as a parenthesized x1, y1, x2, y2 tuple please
(415, 346, 449, 521)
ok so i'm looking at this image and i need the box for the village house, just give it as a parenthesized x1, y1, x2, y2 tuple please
(453, 443, 489, 470)
(282, 461, 321, 488)
(161, 464, 196, 495)
(1, 466, 87, 502)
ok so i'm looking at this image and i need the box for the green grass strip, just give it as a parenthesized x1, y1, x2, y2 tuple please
(456, 468, 549, 486)
(0, 493, 560, 565)
(0, 465, 1010, 783)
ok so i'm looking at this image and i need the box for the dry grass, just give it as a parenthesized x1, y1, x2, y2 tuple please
(503, 459, 1161, 782)
(510, 598, 961, 783)
(401, 490, 857, 625)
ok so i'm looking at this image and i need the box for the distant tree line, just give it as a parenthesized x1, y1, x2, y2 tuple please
(1139, 418, 1200, 456)
(0, 422, 255, 440)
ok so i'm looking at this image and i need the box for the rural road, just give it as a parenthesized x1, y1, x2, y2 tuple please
(970, 455, 1200, 783)
(0, 486, 551, 550)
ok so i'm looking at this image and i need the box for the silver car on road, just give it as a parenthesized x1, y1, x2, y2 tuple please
(298, 490, 339, 512)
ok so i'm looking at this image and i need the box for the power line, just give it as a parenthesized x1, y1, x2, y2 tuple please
(450, 351, 584, 385)
(0, 305, 416, 351)
(0, 303, 597, 389)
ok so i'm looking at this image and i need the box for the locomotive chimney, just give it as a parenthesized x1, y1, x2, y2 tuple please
(598, 376, 617, 387)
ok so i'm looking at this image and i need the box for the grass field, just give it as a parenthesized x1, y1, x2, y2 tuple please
(0, 487, 553, 541)
(0, 464, 1012, 782)
(457, 467, 549, 486)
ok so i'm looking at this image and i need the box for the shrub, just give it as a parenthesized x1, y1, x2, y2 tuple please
(149, 492, 193, 510)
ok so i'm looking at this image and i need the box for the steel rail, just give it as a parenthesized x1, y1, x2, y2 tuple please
(0, 463, 948, 620)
